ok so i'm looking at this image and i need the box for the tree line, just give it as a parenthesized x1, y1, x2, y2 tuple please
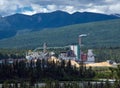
(0, 59, 95, 83)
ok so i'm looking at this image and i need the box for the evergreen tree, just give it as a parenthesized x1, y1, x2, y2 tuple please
(36, 59, 42, 80)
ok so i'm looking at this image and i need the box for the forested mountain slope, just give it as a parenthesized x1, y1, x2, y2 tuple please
(0, 19, 120, 48)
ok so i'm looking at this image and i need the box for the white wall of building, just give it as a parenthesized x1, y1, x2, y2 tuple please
(86, 49, 95, 63)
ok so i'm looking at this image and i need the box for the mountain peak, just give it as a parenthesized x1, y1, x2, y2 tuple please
(52, 10, 70, 14)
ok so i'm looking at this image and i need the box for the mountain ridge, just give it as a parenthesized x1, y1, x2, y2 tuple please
(0, 10, 119, 39)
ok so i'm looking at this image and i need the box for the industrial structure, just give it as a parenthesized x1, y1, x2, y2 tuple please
(26, 43, 55, 61)
(58, 34, 95, 63)
(25, 34, 95, 63)
(58, 45, 95, 63)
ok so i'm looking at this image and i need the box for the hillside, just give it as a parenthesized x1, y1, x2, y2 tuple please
(0, 19, 120, 48)
(0, 11, 119, 39)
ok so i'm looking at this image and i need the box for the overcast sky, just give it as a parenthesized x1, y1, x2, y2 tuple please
(0, 0, 120, 16)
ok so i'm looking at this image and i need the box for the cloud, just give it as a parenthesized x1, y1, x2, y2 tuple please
(21, 11, 36, 16)
(0, 0, 120, 16)
(0, 0, 29, 16)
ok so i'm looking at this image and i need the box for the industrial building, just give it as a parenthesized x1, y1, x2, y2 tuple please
(58, 45, 95, 63)
(25, 34, 95, 64)
(26, 43, 55, 61)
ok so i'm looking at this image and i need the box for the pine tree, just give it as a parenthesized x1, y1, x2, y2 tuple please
(36, 59, 42, 80)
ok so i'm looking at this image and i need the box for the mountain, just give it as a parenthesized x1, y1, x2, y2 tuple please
(0, 11, 119, 39)
(0, 19, 120, 48)
(113, 14, 120, 17)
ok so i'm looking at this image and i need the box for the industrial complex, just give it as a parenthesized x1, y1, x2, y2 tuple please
(26, 34, 95, 64)
(25, 34, 117, 67)
(0, 34, 116, 67)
